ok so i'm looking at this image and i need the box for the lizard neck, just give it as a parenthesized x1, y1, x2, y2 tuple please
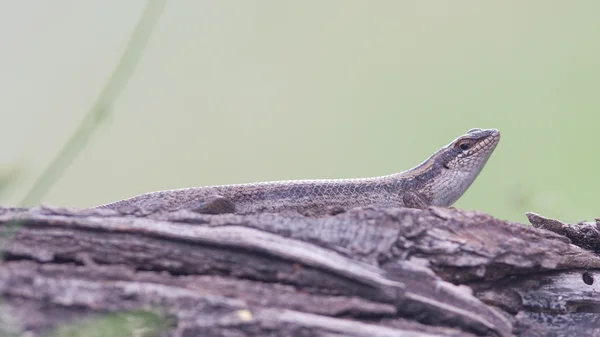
(391, 142, 495, 207)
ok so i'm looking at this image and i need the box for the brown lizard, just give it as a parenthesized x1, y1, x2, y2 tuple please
(96, 128, 500, 216)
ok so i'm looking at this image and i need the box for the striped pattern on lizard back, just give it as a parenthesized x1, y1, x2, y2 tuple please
(97, 175, 405, 216)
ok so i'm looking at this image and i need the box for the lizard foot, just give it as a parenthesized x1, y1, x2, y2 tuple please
(190, 195, 235, 214)
(326, 206, 347, 216)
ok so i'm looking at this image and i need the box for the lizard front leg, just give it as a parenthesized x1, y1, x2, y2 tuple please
(402, 191, 431, 209)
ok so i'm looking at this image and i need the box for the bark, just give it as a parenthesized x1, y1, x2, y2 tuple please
(0, 206, 598, 337)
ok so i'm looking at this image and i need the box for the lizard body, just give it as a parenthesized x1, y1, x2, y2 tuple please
(96, 128, 500, 216)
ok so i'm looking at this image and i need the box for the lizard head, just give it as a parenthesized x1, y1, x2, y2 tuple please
(440, 128, 501, 172)
(398, 128, 500, 207)
(424, 128, 500, 206)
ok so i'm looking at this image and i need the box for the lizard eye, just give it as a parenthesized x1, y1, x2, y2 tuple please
(455, 139, 475, 151)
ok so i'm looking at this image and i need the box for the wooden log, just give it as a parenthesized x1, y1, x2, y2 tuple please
(1, 206, 598, 336)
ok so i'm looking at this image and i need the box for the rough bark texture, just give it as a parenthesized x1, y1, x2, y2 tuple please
(0, 206, 599, 337)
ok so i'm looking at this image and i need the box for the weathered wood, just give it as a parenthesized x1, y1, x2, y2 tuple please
(1, 206, 599, 336)
(527, 212, 600, 253)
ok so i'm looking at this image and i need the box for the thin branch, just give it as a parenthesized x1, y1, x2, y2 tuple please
(20, 0, 166, 206)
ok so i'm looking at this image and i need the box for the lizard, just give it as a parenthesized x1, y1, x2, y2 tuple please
(96, 128, 500, 216)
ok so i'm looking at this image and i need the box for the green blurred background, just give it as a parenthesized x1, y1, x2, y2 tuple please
(0, 1, 598, 223)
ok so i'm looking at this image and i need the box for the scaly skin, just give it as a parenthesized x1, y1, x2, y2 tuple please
(96, 128, 500, 216)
